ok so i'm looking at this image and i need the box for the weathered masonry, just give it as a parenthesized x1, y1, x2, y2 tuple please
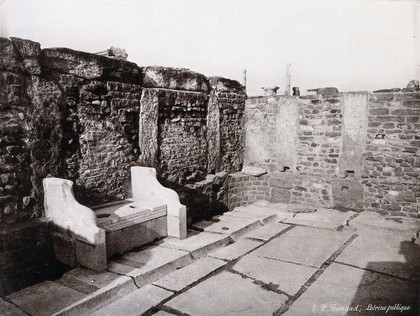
(244, 93, 420, 217)
(1, 36, 419, 296)
(0, 37, 246, 294)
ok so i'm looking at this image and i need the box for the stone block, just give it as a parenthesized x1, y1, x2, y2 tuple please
(283, 208, 356, 231)
(209, 76, 245, 94)
(108, 246, 193, 288)
(209, 239, 263, 261)
(0, 38, 24, 73)
(56, 268, 125, 294)
(6, 281, 85, 316)
(141, 66, 209, 92)
(10, 37, 41, 75)
(252, 227, 353, 268)
(232, 254, 317, 296)
(241, 165, 267, 176)
(153, 256, 226, 292)
(244, 221, 290, 241)
(202, 216, 262, 241)
(159, 231, 231, 259)
(41, 47, 139, 83)
(165, 271, 287, 316)
(91, 284, 173, 316)
(75, 240, 107, 272)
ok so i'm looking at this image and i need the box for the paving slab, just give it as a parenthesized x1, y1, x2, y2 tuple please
(349, 211, 420, 233)
(282, 208, 356, 230)
(284, 263, 418, 316)
(336, 230, 420, 281)
(158, 231, 231, 258)
(244, 221, 290, 241)
(153, 256, 227, 292)
(232, 254, 317, 296)
(0, 298, 28, 316)
(165, 271, 288, 316)
(6, 281, 85, 316)
(252, 226, 353, 268)
(91, 284, 173, 316)
(222, 209, 278, 225)
(192, 220, 215, 230)
(108, 246, 193, 288)
(202, 216, 262, 240)
(53, 274, 137, 316)
(56, 267, 124, 294)
(209, 239, 263, 261)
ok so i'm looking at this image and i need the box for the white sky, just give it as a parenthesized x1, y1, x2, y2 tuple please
(1, 0, 419, 96)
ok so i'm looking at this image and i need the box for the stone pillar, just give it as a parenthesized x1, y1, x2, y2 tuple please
(139, 89, 159, 168)
(338, 92, 368, 178)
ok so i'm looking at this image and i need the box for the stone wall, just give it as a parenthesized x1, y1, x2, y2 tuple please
(362, 93, 420, 216)
(228, 173, 270, 209)
(244, 92, 420, 217)
(0, 37, 246, 295)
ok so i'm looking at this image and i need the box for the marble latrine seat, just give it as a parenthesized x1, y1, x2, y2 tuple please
(43, 166, 187, 271)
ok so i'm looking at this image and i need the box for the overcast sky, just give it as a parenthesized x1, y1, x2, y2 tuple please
(1, 0, 419, 96)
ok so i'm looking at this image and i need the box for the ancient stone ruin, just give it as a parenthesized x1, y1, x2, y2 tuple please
(0, 37, 419, 297)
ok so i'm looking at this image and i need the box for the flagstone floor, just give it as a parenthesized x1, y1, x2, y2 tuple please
(1, 201, 419, 315)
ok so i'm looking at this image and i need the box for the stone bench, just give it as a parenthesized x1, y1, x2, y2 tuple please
(43, 166, 187, 271)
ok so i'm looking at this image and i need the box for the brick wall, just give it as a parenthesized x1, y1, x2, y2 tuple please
(244, 92, 420, 217)
(227, 173, 270, 209)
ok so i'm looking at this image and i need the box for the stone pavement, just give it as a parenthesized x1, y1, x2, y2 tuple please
(2, 201, 419, 316)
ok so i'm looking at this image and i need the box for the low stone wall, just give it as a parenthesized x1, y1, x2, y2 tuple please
(0, 219, 59, 296)
(227, 172, 270, 209)
(245, 92, 420, 217)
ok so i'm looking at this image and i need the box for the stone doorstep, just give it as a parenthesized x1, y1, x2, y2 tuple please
(91, 284, 173, 316)
(107, 246, 194, 288)
(152, 257, 227, 292)
(52, 275, 137, 316)
(157, 231, 231, 259)
(202, 216, 263, 240)
(56, 268, 125, 294)
(208, 238, 263, 261)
